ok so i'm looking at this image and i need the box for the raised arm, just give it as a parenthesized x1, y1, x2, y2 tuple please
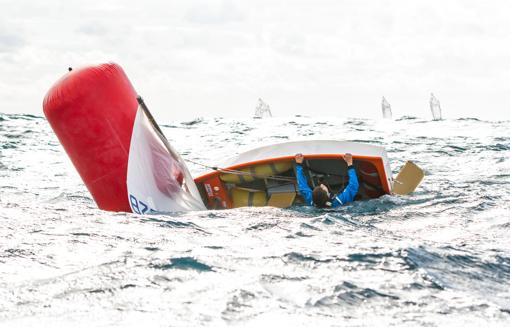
(295, 153, 313, 205)
(331, 153, 359, 207)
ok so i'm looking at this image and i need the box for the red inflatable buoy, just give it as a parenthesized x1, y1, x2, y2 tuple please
(43, 63, 137, 212)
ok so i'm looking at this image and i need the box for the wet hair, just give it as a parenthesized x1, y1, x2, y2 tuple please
(312, 186, 330, 208)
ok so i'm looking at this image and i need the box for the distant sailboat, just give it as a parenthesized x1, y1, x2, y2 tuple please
(381, 96, 392, 119)
(254, 98, 272, 118)
(429, 93, 442, 120)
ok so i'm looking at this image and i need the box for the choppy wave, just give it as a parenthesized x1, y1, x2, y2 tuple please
(1, 112, 509, 326)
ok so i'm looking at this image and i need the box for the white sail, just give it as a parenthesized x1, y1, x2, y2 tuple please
(126, 105, 206, 214)
(254, 98, 272, 118)
(430, 93, 442, 120)
(381, 96, 392, 119)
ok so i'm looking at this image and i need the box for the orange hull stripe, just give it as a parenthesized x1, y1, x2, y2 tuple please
(194, 154, 391, 194)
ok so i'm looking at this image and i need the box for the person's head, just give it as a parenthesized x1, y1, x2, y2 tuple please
(312, 184, 331, 208)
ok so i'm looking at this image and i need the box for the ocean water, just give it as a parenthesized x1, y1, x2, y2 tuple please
(1, 113, 509, 326)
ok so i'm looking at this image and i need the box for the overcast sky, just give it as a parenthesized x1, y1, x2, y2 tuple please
(1, 0, 510, 122)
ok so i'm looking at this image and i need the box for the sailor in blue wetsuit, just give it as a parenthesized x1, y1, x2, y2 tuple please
(294, 153, 359, 208)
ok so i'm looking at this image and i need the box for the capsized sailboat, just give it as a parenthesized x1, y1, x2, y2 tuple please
(43, 62, 423, 214)
(193, 140, 423, 209)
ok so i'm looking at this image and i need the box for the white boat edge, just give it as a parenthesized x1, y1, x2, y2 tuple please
(214, 140, 394, 193)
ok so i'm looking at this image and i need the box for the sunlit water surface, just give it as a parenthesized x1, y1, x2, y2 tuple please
(1, 113, 509, 326)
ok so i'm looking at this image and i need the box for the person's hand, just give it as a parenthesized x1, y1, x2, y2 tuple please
(295, 153, 304, 164)
(344, 153, 353, 166)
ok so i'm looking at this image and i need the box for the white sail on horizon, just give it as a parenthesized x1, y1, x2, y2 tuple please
(254, 98, 272, 118)
(381, 96, 392, 119)
(430, 93, 442, 120)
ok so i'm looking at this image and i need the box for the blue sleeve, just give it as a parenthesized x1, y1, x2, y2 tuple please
(332, 167, 359, 207)
(295, 165, 313, 206)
